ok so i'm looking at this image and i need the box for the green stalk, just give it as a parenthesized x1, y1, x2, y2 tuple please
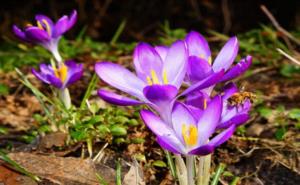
(211, 163, 226, 185)
(116, 158, 122, 185)
(165, 150, 177, 179)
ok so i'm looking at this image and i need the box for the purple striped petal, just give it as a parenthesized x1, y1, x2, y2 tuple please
(140, 110, 185, 153)
(221, 55, 252, 82)
(97, 89, 144, 106)
(95, 62, 146, 100)
(172, 102, 197, 143)
(212, 37, 239, 72)
(133, 43, 163, 82)
(186, 56, 213, 84)
(197, 95, 222, 145)
(32, 68, 51, 84)
(143, 85, 178, 105)
(154, 46, 169, 61)
(189, 124, 235, 155)
(185, 91, 210, 109)
(181, 70, 224, 96)
(218, 113, 249, 129)
(156, 136, 181, 154)
(185, 31, 211, 60)
(47, 74, 63, 88)
(163, 40, 188, 88)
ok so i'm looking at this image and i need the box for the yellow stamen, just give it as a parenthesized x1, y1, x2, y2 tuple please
(54, 64, 68, 82)
(146, 76, 153, 85)
(37, 21, 43, 30)
(203, 99, 207, 109)
(182, 124, 198, 146)
(151, 70, 159, 84)
(26, 23, 33, 27)
(42, 19, 51, 35)
(208, 56, 212, 65)
(163, 70, 168, 84)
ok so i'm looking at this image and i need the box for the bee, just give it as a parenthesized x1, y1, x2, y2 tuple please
(228, 92, 256, 106)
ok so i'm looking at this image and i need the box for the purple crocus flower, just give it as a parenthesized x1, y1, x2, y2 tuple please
(185, 82, 251, 129)
(140, 96, 236, 155)
(185, 31, 252, 87)
(95, 41, 224, 123)
(13, 10, 77, 62)
(32, 60, 83, 89)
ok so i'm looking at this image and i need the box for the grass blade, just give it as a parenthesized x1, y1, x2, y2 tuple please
(0, 150, 40, 182)
(211, 163, 226, 185)
(116, 158, 122, 185)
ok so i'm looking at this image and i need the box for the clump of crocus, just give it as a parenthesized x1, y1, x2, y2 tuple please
(95, 41, 224, 123)
(140, 96, 235, 155)
(32, 60, 83, 108)
(32, 60, 83, 89)
(13, 10, 77, 62)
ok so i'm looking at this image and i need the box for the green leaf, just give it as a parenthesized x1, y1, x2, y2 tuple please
(288, 108, 300, 120)
(97, 125, 110, 135)
(152, 160, 167, 168)
(110, 125, 127, 136)
(258, 107, 273, 119)
(275, 127, 286, 140)
(131, 138, 145, 144)
(0, 126, 8, 134)
(0, 84, 9, 95)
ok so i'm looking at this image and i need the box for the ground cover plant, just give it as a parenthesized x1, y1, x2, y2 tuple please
(0, 6, 300, 185)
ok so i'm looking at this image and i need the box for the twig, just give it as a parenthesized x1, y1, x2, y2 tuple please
(260, 5, 300, 46)
(277, 48, 300, 66)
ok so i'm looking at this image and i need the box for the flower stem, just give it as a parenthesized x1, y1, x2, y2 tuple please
(197, 154, 211, 185)
(52, 47, 63, 65)
(59, 88, 71, 109)
(186, 155, 195, 185)
(174, 154, 187, 185)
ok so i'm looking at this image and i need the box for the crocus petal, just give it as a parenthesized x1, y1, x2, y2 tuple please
(95, 62, 146, 100)
(181, 70, 224, 96)
(156, 136, 181, 154)
(197, 95, 222, 145)
(172, 102, 197, 142)
(12, 25, 29, 42)
(154, 46, 169, 61)
(24, 27, 50, 43)
(185, 91, 210, 109)
(67, 10, 77, 30)
(140, 110, 186, 153)
(32, 68, 50, 84)
(221, 55, 252, 82)
(53, 15, 69, 37)
(64, 61, 83, 85)
(163, 40, 188, 88)
(47, 74, 63, 88)
(185, 31, 211, 60)
(208, 124, 236, 146)
(97, 89, 144, 106)
(218, 113, 249, 129)
(222, 82, 238, 100)
(212, 36, 239, 72)
(186, 56, 213, 83)
(143, 85, 178, 107)
(189, 124, 235, 155)
(188, 145, 215, 155)
(133, 43, 163, 82)
(35, 14, 54, 28)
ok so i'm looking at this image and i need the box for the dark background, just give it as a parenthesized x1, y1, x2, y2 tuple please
(1, 0, 299, 41)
